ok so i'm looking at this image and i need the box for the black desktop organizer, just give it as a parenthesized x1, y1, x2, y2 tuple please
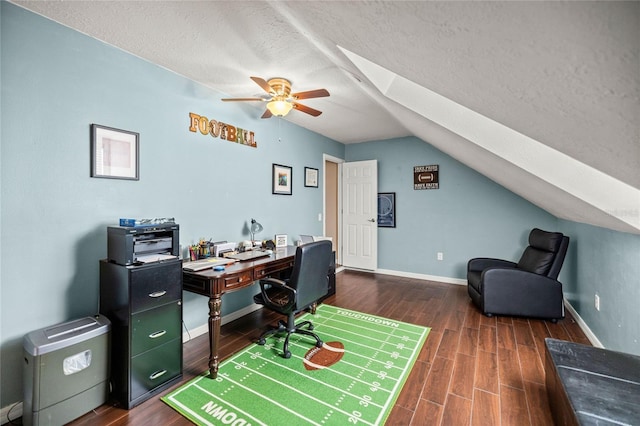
(99, 223, 183, 409)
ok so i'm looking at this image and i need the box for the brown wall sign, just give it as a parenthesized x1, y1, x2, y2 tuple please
(414, 165, 439, 190)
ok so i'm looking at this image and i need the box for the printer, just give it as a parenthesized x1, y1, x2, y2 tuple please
(107, 223, 179, 265)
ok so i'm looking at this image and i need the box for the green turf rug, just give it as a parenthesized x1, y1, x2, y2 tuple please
(162, 304, 430, 425)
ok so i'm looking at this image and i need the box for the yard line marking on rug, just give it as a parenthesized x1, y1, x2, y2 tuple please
(194, 377, 322, 425)
(230, 350, 388, 407)
(206, 370, 378, 426)
(315, 320, 425, 348)
(285, 340, 406, 381)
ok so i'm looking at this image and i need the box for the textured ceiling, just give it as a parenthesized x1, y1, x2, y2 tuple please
(11, 1, 640, 234)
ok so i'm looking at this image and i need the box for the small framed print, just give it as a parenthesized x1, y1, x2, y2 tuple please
(275, 234, 288, 247)
(304, 167, 319, 188)
(272, 164, 292, 195)
(91, 124, 139, 180)
(377, 192, 396, 228)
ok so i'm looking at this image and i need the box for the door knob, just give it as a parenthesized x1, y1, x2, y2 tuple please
(368, 218, 376, 222)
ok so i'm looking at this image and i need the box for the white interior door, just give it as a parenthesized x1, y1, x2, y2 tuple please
(342, 160, 378, 270)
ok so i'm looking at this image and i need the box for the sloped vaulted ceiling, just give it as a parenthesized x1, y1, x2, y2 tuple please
(11, 1, 640, 234)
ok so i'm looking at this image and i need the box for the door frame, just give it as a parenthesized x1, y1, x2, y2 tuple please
(323, 154, 344, 266)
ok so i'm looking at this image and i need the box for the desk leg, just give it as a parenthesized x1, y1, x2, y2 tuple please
(207, 295, 222, 379)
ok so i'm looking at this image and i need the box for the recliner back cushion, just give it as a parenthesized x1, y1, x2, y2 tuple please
(517, 247, 556, 275)
(529, 228, 563, 252)
(516, 229, 564, 275)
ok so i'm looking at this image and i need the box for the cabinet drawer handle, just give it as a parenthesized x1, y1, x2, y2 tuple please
(149, 330, 167, 339)
(149, 369, 167, 380)
(149, 291, 167, 298)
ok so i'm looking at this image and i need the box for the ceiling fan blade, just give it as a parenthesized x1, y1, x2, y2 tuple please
(251, 76, 274, 94)
(291, 88, 330, 100)
(292, 102, 322, 117)
(261, 109, 273, 119)
(221, 97, 265, 102)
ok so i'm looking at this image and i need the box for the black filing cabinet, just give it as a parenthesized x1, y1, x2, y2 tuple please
(100, 259, 183, 408)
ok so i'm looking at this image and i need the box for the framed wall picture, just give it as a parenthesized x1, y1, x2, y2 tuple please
(275, 234, 288, 247)
(91, 124, 139, 180)
(304, 167, 319, 187)
(272, 163, 292, 195)
(377, 192, 396, 228)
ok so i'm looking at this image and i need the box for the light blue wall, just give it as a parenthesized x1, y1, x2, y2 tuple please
(559, 220, 640, 354)
(345, 138, 640, 357)
(3, 1, 639, 412)
(345, 137, 559, 278)
(0, 3, 343, 406)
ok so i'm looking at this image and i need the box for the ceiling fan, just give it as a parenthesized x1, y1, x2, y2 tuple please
(221, 76, 330, 118)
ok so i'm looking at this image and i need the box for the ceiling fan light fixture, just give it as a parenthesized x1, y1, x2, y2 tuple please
(266, 99, 293, 117)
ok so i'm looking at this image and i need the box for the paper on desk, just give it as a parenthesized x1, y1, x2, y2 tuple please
(137, 254, 178, 263)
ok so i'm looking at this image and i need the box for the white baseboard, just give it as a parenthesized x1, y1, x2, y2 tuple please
(371, 268, 467, 286)
(563, 300, 603, 348)
(1, 402, 22, 425)
(183, 303, 264, 342)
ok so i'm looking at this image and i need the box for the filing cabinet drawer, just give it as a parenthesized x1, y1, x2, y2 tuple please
(130, 339, 182, 400)
(131, 302, 182, 356)
(130, 262, 182, 313)
(223, 271, 253, 290)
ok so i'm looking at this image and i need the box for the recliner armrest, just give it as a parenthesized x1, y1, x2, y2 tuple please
(468, 257, 517, 273)
(481, 267, 564, 319)
(482, 267, 562, 289)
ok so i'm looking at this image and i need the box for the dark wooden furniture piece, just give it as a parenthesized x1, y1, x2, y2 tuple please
(183, 246, 335, 378)
(100, 259, 183, 409)
(545, 338, 640, 425)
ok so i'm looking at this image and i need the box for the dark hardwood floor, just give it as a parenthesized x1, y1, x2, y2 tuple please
(65, 270, 590, 425)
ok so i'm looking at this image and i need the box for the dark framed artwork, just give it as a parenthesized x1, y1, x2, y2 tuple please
(377, 192, 396, 227)
(272, 163, 292, 195)
(91, 124, 139, 180)
(304, 167, 319, 187)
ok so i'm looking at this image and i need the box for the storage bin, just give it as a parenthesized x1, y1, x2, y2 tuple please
(23, 315, 111, 426)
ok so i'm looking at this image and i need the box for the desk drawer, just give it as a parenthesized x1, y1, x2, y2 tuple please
(254, 259, 295, 280)
(223, 271, 253, 290)
(183, 274, 210, 295)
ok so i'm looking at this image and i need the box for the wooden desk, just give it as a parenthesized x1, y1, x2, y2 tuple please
(182, 246, 297, 378)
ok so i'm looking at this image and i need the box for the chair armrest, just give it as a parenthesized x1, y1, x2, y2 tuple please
(482, 267, 564, 319)
(482, 267, 561, 289)
(258, 277, 296, 309)
(468, 257, 517, 273)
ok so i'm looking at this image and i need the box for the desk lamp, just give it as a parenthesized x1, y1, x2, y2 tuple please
(250, 219, 263, 245)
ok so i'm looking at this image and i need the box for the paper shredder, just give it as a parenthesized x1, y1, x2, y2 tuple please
(23, 315, 111, 426)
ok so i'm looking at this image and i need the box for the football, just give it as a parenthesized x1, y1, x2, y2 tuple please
(303, 341, 345, 370)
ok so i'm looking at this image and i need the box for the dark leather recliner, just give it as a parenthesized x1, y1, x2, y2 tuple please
(467, 228, 569, 322)
(253, 240, 332, 358)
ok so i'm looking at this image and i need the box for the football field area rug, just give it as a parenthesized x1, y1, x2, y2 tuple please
(162, 304, 430, 425)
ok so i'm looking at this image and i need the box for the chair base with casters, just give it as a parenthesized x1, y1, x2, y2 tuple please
(256, 308, 323, 359)
(253, 240, 333, 359)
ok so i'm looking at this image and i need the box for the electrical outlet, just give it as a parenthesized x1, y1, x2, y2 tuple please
(437, 252, 444, 261)
(595, 294, 600, 311)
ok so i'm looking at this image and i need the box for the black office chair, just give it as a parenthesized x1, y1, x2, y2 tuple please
(253, 240, 332, 358)
(467, 228, 569, 322)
